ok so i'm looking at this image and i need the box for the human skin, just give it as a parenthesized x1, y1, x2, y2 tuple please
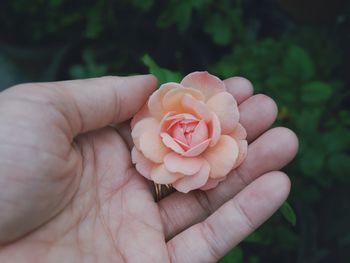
(0, 75, 298, 262)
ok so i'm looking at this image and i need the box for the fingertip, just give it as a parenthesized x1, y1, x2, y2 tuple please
(255, 94, 278, 120)
(264, 171, 291, 202)
(268, 127, 299, 161)
(224, 76, 254, 104)
(118, 74, 158, 93)
(239, 94, 278, 142)
(137, 74, 159, 92)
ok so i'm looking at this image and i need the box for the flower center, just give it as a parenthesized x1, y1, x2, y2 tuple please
(168, 117, 208, 151)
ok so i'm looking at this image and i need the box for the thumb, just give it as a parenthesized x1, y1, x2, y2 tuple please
(10, 75, 158, 136)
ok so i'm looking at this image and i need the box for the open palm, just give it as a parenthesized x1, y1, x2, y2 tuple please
(0, 75, 298, 263)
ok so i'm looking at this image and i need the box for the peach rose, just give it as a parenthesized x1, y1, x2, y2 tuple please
(131, 71, 248, 193)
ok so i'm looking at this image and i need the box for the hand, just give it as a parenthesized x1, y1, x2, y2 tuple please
(0, 75, 298, 262)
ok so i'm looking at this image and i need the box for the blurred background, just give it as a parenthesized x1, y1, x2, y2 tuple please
(0, 0, 349, 262)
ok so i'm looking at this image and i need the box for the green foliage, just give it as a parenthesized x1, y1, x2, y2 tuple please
(283, 46, 315, 82)
(280, 202, 297, 226)
(157, 0, 211, 32)
(142, 54, 182, 84)
(219, 247, 243, 263)
(301, 81, 333, 104)
(1, 0, 349, 261)
(69, 49, 108, 79)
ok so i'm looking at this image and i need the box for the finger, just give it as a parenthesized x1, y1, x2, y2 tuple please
(159, 127, 298, 239)
(10, 75, 157, 137)
(239, 94, 278, 142)
(167, 171, 290, 263)
(224, 76, 254, 104)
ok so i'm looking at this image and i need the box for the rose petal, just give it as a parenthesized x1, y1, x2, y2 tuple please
(150, 164, 183, 184)
(229, 123, 247, 140)
(159, 112, 177, 132)
(208, 112, 221, 146)
(164, 152, 203, 175)
(180, 71, 226, 101)
(139, 129, 169, 163)
(174, 138, 190, 151)
(232, 139, 248, 169)
(131, 147, 154, 180)
(172, 125, 188, 145)
(131, 103, 151, 129)
(160, 132, 185, 154)
(162, 87, 205, 113)
(148, 83, 179, 119)
(181, 94, 212, 122)
(172, 160, 210, 193)
(132, 117, 159, 149)
(203, 135, 239, 178)
(190, 120, 209, 147)
(182, 139, 211, 157)
(206, 92, 239, 134)
(200, 176, 226, 191)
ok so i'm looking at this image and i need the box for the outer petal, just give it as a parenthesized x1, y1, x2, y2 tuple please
(131, 103, 151, 129)
(162, 87, 205, 113)
(150, 164, 183, 184)
(148, 83, 179, 119)
(181, 94, 212, 122)
(203, 135, 239, 178)
(172, 161, 210, 193)
(200, 176, 226, 191)
(160, 132, 185, 154)
(208, 112, 221, 146)
(206, 92, 239, 134)
(164, 152, 203, 175)
(180, 71, 226, 101)
(132, 117, 159, 149)
(131, 147, 154, 180)
(232, 139, 248, 169)
(229, 123, 247, 140)
(139, 129, 169, 163)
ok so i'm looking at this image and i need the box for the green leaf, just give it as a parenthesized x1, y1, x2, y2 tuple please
(157, 2, 192, 32)
(141, 54, 182, 84)
(301, 81, 333, 104)
(219, 247, 243, 263)
(280, 201, 297, 226)
(204, 14, 232, 45)
(283, 45, 315, 81)
(244, 231, 264, 244)
(328, 153, 350, 183)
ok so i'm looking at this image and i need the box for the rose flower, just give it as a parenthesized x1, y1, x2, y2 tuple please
(131, 71, 247, 193)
